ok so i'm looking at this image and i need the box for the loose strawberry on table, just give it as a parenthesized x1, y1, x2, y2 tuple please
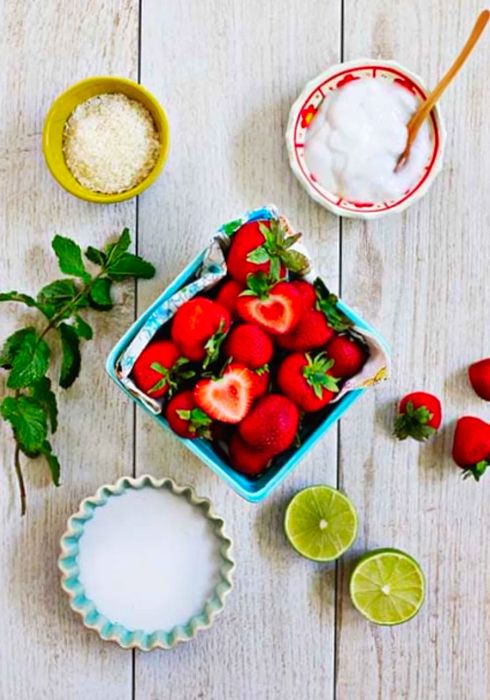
(239, 394, 300, 455)
(171, 296, 230, 365)
(223, 323, 273, 369)
(131, 339, 193, 398)
(166, 390, 213, 439)
(194, 362, 254, 424)
(228, 433, 273, 476)
(226, 218, 309, 284)
(278, 352, 340, 412)
(468, 358, 490, 400)
(326, 334, 367, 379)
(236, 273, 302, 335)
(452, 416, 490, 481)
(394, 392, 442, 441)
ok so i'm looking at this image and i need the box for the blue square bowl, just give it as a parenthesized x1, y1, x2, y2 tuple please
(106, 248, 388, 503)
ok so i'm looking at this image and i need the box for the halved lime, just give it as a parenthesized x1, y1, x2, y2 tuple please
(349, 548, 425, 625)
(284, 485, 358, 562)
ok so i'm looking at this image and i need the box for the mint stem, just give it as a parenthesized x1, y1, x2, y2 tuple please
(14, 443, 26, 516)
(39, 270, 104, 339)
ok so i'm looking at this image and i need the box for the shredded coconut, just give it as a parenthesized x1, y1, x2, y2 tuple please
(63, 93, 160, 194)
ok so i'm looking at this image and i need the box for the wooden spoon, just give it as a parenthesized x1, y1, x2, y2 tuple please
(395, 9, 489, 171)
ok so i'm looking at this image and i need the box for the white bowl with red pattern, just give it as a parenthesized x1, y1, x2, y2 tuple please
(286, 59, 446, 219)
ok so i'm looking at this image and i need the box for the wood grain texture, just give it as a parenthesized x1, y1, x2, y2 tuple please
(135, 1, 341, 698)
(0, 1, 138, 699)
(336, 2, 490, 699)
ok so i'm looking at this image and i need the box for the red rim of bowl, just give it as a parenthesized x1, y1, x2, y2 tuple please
(287, 61, 445, 217)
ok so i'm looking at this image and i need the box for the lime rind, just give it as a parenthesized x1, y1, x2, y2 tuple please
(284, 485, 358, 562)
(349, 548, 425, 626)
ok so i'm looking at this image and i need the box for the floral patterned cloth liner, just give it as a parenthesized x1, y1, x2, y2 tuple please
(115, 204, 390, 414)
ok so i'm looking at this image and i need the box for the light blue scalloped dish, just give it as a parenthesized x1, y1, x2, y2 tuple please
(59, 475, 234, 651)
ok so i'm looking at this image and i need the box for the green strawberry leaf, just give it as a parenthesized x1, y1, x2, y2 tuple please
(303, 353, 339, 399)
(0, 395, 48, 455)
(256, 220, 309, 276)
(242, 271, 272, 299)
(0, 328, 36, 368)
(85, 246, 107, 267)
(106, 253, 155, 281)
(176, 407, 213, 438)
(7, 331, 50, 389)
(394, 401, 436, 441)
(314, 278, 353, 331)
(52, 235, 91, 282)
(40, 440, 61, 486)
(246, 246, 270, 264)
(28, 377, 58, 433)
(203, 320, 229, 369)
(73, 314, 93, 340)
(58, 323, 81, 389)
(89, 278, 113, 310)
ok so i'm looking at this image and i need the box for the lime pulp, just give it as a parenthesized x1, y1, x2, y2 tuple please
(284, 485, 358, 562)
(349, 548, 425, 625)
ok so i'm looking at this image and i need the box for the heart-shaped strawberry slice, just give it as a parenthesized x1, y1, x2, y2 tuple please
(194, 363, 254, 423)
(236, 273, 302, 335)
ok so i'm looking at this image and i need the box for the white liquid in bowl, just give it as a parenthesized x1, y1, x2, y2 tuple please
(77, 487, 222, 632)
(304, 77, 432, 203)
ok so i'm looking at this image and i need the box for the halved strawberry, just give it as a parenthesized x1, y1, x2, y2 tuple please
(194, 362, 254, 424)
(226, 219, 309, 284)
(236, 273, 302, 335)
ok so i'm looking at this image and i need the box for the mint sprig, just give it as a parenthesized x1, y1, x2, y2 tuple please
(0, 228, 155, 515)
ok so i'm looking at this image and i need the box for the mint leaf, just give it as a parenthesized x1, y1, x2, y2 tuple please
(58, 323, 81, 388)
(7, 331, 50, 389)
(73, 314, 93, 340)
(89, 277, 113, 310)
(105, 228, 131, 266)
(0, 395, 48, 454)
(85, 246, 107, 267)
(0, 291, 39, 308)
(52, 235, 90, 282)
(28, 377, 58, 433)
(0, 328, 36, 368)
(40, 441, 61, 486)
(37, 278, 78, 307)
(106, 253, 155, 280)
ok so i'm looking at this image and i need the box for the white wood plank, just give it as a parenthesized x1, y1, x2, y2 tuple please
(0, 1, 138, 698)
(136, 1, 341, 698)
(337, 2, 490, 699)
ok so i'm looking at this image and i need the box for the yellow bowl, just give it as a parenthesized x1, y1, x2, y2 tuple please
(42, 76, 170, 203)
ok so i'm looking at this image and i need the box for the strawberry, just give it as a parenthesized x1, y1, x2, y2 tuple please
(239, 394, 299, 454)
(215, 279, 244, 319)
(314, 279, 354, 332)
(249, 365, 270, 399)
(166, 390, 213, 439)
(326, 334, 367, 378)
(275, 307, 335, 351)
(223, 323, 273, 369)
(194, 362, 254, 424)
(226, 219, 308, 284)
(132, 339, 193, 399)
(228, 432, 273, 476)
(452, 416, 490, 481)
(171, 297, 230, 365)
(277, 352, 340, 412)
(394, 392, 442, 441)
(468, 358, 490, 400)
(291, 279, 317, 311)
(236, 273, 302, 335)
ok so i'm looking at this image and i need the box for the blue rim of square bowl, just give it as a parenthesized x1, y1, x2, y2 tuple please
(58, 475, 235, 651)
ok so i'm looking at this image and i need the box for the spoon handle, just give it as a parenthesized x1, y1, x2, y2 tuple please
(396, 9, 489, 170)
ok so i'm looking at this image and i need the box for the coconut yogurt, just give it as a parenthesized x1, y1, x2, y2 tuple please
(304, 77, 432, 203)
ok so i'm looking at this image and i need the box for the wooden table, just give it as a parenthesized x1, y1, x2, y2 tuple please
(1, 1, 489, 698)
